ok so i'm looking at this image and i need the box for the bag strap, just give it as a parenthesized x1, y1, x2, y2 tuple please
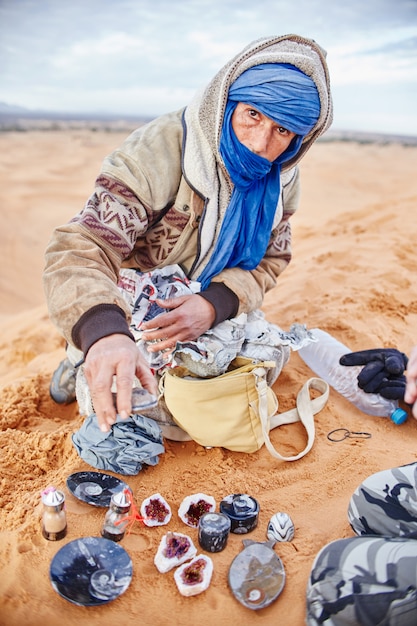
(250, 367, 329, 461)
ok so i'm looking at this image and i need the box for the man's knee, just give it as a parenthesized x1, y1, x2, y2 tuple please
(348, 464, 417, 537)
(307, 536, 417, 625)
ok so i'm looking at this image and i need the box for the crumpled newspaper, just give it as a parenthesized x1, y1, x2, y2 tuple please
(118, 265, 201, 371)
(174, 314, 247, 377)
(272, 322, 318, 350)
(119, 265, 201, 325)
(117, 266, 314, 380)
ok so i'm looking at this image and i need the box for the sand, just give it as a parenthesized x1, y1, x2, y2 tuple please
(1, 129, 417, 626)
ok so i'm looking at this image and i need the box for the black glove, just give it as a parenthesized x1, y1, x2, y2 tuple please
(339, 348, 408, 401)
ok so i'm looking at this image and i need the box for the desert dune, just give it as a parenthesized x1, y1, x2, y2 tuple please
(1, 127, 417, 625)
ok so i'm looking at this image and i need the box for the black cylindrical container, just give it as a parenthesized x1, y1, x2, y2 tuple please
(220, 493, 259, 534)
(198, 512, 231, 552)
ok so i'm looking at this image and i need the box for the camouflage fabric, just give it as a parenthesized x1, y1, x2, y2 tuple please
(306, 462, 417, 625)
(348, 462, 417, 539)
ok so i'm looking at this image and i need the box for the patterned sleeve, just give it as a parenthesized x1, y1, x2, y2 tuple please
(44, 175, 153, 346)
(71, 174, 152, 257)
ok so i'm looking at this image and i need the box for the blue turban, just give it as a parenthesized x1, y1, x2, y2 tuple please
(197, 63, 320, 289)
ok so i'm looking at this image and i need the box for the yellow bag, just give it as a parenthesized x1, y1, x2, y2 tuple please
(161, 356, 329, 459)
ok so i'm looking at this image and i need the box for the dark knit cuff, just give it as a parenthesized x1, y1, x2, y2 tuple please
(72, 303, 135, 355)
(198, 282, 239, 327)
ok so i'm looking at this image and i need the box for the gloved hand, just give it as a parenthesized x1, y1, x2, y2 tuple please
(339, 348, 408, 401)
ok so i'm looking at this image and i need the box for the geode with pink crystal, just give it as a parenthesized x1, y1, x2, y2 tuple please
(154, 531, 197, 573)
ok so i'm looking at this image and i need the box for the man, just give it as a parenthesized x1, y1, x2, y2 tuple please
(44, 34, 333, 433)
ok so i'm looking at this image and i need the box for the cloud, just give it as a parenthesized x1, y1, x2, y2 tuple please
(1, 0, 417, 133)
(51, 34, 150, 70)
(327, 29, 417, 86)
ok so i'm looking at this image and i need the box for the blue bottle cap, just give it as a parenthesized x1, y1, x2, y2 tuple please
(390, 408, 408, 425)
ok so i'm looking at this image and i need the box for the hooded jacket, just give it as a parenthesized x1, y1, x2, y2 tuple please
(43, 34, 333, 354)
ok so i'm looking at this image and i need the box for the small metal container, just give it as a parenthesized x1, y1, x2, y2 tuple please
(198, 512, 231, 552)
(220, 493, 260, 534)
(101, 490, 131, 542)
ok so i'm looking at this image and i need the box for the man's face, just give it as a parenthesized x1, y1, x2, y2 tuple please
(231, 102, 296, 162)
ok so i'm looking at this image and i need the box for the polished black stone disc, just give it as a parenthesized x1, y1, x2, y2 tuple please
(228, 539, 285, 610)
(50, 536, 133, 606)
(66, 471, 131, 507)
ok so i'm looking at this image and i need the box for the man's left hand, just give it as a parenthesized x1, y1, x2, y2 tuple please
(139, 294, 216, 352)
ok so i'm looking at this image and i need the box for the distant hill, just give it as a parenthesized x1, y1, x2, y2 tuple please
(0, 102, 31, 114)
(0, 101, 416, 145)
(321, 128, 417, 146)
(0, 101, 153, 131)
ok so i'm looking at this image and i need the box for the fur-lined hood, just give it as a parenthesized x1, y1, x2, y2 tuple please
(183, 34, 333, 185)
(181, 34, 332, 275)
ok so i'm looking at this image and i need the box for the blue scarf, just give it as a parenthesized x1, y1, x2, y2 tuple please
(197, 63, 320, 289)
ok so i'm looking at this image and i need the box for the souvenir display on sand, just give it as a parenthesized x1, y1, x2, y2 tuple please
(266, 512, 295, 542)
(220, 493, 260, 534)
(66, 471, 131, 508)
(174, 554, 213, 597)
(228, 540, 286, 610)
(198, 512, 231, 553)
(50, 537, 133, 606)
(101, 490, 131, 542)
(154, 532, 197, 573)
(41, 487, 67, 541)
(140, 493, 172, 527)
(178, 493, 216, 528)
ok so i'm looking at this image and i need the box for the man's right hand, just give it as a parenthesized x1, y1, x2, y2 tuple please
(405, 345, 417, 420)
(83, 334, 157, 433)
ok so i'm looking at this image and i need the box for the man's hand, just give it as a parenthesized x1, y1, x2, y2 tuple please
(405, 345, 417, 419)
(139, 294, 216, 352)
(84, 334, 157, 433)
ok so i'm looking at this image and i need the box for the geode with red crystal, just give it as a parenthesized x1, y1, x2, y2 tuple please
(174, 554, 213, 596)
(140, 493, 172, 527)
(178, 493, 216, 528)
(154, 531, 197, 573)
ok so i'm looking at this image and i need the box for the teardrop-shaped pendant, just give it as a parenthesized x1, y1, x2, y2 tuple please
(228, 539, 285, 610)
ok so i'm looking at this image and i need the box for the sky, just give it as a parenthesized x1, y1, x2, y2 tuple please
(1, 0, 417, 136)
